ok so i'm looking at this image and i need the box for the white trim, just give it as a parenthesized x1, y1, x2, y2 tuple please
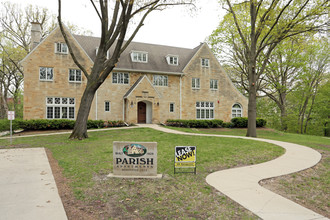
(192, 77, 200, 89)
(39, 67, 54, 81)
(153, 75, 168, 87)
(112, 72, 130, 84)
(201, 58, 210, 67)
(20, 26, 60, 65)
(169, 102, 175, 112)
(104, 100, 110, 112)
(68, 69, 82, 83)
(124, 75, 162, 99)
(95, 90, 98, 120)
(231, 103, 243, 118)
(182, 43, 204, 73)
(130, 50, 148, 63)
(113, 67, 183, 76)
(166, 54, 179, 66)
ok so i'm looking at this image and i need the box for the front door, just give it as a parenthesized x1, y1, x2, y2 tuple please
(138, 102, 146, 123)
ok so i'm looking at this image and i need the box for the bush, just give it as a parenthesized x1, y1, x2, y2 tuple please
(0, 119, 23, 132)
(0, 119, 128, 132)
(231, 117, 267, 128)
(324, 127, 330, 137)
(166, 119, 223, 128)
(222, 122, 234, 128)
(256, 118, 267, 127)
(231, 117, 248, 128)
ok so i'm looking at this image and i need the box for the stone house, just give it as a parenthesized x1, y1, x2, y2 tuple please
(21, 23, 247, 124)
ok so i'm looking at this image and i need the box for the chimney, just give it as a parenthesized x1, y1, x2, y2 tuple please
(30, 22, 42, 51)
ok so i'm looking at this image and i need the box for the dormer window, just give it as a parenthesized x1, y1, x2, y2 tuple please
(131, 51, 148, 63)
(166, 55, 179, 66)
(55, 42, 68, 54)
(201, 58, 210, 67)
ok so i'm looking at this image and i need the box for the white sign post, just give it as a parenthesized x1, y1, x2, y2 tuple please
(8, 111, 15, 145)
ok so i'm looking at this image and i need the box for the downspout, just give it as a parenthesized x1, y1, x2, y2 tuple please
(95, 90, 98, 120)
(180, 74, 183, 119)
(122, 98, 125, 121)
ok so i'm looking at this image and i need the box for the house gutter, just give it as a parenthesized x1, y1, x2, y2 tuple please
(180, 74, 183, 119)
(122, 98, 125, 121)
(95, 90, 98, 120)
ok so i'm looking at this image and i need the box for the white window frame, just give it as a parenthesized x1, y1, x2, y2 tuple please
(55, 42, 68, 54)
(69, 69, 82, 83)
(210, 79, 218, 90)
(112, 72, 129, 84)
(166, 55, 179, 66)
(192, 78, 200, 89)
(131, 51, 148, 63)
(196, 101, 214, 120)
(201, 58, 210, 67)
(232, 103, 242, 118)
(105, 101, 110, 112)
(153, 75, 168, 86)
(46, 97, 75, 119)
(39, 67, 54, 81)
(169, 103, 175, 112)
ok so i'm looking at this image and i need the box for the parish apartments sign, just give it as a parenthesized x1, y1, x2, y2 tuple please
(113, 141, 158, 177)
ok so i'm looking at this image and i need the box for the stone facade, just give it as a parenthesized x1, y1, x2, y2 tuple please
(21, 25, 247, 124)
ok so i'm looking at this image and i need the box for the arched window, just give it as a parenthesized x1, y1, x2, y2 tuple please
(232, 103, 242, 118)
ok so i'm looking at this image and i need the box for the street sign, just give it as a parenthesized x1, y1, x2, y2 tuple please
(7, 111, 15, 145)
(8, 111, 15, 120)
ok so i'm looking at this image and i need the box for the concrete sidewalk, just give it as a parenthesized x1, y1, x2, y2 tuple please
(0, 148, 67, 220)
(138, 124, 328, 220)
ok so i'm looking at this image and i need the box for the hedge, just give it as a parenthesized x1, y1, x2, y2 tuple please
(166, 119, 223, 128)
(231, 117, 267, 128)
(0, 119, 127, 132)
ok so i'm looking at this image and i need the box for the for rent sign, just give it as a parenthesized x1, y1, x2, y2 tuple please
(174, 146, 196, 171)
(113, 141, 158, 177)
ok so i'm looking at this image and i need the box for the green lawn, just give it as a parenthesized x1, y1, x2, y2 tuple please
(163, 126, 330, 218)
(0, 127, 285, 219)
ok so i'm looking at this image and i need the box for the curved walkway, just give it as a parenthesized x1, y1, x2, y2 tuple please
(1, 125, 327, 219)
(138, 124, 327, 220)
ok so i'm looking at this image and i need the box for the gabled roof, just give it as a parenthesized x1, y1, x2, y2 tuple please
(73, 34, 202, 74)
(123, 75, 161, 99)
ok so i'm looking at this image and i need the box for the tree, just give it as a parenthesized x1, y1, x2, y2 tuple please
(0, 1, 93, 119)
(293, 37, 329, 134)
(58, 0, 194, 139)
(209, 0, 328, 137)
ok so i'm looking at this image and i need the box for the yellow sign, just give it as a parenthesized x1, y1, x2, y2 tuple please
(174, 146, 196, 168)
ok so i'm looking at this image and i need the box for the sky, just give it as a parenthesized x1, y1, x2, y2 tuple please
(1, 0, 225, 48)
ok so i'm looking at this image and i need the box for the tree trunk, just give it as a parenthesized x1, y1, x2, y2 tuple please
(246, 1, 257, 138)
(69, 81, 99, 139)
(247, 85, 257, 137)
(280, 105, 287, 131)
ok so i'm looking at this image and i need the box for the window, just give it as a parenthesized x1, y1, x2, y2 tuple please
(46, 97, 75, 119)
(112, 72, 129, 84)
(166, 55, 178, 65)
(131, 51, 148, 63)
(192, 78, 200, 89)
(201, 58, 210, 67)
(210, 79, 218, 90)
(69, 69, 82, 82)
(55, 42, 68, 54)
(153, 75, 168, 86)
(169, 103, 174, 112)
(196, 101, 214, 120)
(105, 101, 110, 112)
(232, 103, 242, 118)
(39, 67, 53, 81)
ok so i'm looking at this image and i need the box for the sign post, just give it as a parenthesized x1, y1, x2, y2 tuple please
(8, 111, 15, 145)
(174, 146, 196, 174)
